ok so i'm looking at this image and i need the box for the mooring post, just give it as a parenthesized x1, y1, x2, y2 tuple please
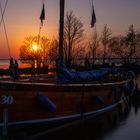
(80, 83, 85, 118)
(2, 108, 8, 136)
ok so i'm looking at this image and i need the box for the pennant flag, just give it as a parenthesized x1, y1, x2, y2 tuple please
(91, 6, 96, 28)
(40, 3, 45, 26)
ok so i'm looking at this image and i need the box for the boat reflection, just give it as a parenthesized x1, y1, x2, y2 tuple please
(102, 87, 140, 140)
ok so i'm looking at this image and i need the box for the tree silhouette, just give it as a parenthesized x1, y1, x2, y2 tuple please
(47, 39, 58, 64)
(20, 36, 50, 67)
(64, 10, 84, 67)
(89, 29, 100, 65)
(101, 24, 112, 64)
(108, 25, 140, 65)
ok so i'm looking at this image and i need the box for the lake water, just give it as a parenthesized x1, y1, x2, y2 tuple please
(102, 75, 140, 140)
(102, 107, 140, 140)
(0, 59, 31, 69)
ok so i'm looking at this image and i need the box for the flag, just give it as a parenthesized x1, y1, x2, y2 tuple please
(91, 6, 96, 28)
(40, 3, 45, 26)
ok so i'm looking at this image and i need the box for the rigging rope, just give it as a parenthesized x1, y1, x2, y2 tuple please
(89, 0, 93, 14)
(0, 0, 8, 27)
(0, 0, 11, 58)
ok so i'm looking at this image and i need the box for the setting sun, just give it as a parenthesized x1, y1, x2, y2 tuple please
(32, 44, 38, 52)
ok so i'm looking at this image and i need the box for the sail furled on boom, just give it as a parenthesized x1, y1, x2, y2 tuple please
(40, 3, 45, 26)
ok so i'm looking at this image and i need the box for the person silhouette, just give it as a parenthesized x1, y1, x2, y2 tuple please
(84, 57, 91, 68)
(9, 57, 15, 80)
(14, 60, 19, 80)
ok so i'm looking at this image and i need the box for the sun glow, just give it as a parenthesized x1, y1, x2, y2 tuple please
(32, 44, 38, 52)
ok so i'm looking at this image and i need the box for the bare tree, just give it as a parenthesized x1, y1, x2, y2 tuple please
(47, 39, 58, 64)
(101, 24, 112, 64)
(108, 36, 125, 59)
(125, 25, 140, 59)
(20, 36, 50, 67)
(72, 43, 87, 65)
(64, 10, 84, 67)
(20, 36, 35, 59)
(109, 25, 140, 65)
(88, 29, 100, 65)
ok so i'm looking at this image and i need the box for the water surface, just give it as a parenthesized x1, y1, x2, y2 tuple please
(102, 75, 140, 140)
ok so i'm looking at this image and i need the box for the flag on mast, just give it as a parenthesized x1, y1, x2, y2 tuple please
(40, 3, 45, 26)
(91, 5, 96, 28)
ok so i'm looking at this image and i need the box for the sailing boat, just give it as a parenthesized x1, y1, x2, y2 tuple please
(0, 0, 136, 136)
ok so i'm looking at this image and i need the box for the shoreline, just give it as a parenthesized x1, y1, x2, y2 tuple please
(0, 64, 140, 77)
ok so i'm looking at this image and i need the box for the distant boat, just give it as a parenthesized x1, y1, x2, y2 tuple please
(0, 0, 136, 137)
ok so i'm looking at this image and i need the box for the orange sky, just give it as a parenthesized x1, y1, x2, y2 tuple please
(0, 14, 58, 59)
(0, 0, 140, 59)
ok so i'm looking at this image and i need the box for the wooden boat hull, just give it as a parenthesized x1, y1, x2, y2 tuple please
(25, 97, 130, 140)
(0, 79, 134, 128)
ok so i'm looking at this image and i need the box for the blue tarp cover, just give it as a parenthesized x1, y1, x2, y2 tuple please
(57, 67, 123, 84)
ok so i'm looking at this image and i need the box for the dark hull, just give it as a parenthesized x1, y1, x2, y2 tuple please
(0, 79, 135, 137)
(26, 97, 130, 140)
(8, 96, 130, 140)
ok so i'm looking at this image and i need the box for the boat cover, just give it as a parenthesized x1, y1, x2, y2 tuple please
(57, 67, 123, 84)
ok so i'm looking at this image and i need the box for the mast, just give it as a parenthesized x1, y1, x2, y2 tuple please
(58, 0, 65, 70)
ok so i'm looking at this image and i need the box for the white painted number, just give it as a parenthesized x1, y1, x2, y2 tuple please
(1, 95, 14, 104)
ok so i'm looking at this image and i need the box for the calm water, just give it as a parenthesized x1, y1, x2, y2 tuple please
(0, 59, 33, 70)
(102, 75, 140, 140)
(103, 108, 140, 140)
(0, 60, 22, 69)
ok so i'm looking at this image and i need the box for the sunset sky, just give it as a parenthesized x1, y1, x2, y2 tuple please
(0, 0, 140, 59)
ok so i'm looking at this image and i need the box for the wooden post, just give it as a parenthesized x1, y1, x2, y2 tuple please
(2, 108, 8, 136)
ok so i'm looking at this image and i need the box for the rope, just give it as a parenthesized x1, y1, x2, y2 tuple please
(0, 1, 11, 58)
(37, 26, 42, 45)
(42, 0, 45, 5)
(89, 0, 93, 14)
(0, 0, 8, 27)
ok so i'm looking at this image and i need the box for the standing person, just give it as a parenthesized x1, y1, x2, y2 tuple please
(84, 57, 91, 68)
(14, 60, 19, 80)
(9, 57, 15, 80)
(31, 62, 36, 80)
